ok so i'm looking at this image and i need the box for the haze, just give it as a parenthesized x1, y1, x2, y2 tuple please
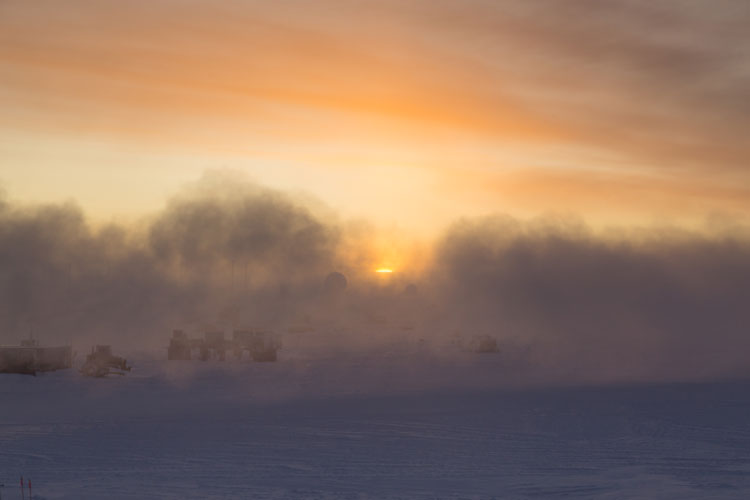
(5, 3, 750, 498)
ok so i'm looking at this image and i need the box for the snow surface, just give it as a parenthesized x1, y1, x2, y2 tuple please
(2, 351, 750, 499)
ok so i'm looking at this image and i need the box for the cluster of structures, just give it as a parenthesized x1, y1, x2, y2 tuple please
(168, 329, 282, 362)
(0, 340, 131, 377)
(0, 327, 281, 376)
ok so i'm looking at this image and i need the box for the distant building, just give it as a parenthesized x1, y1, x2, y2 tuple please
(0, 341, 73, 375)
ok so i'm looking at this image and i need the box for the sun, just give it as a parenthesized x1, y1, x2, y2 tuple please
(375, 268, 393, 274)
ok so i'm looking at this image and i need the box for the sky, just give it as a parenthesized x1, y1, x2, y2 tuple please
(2, 0, 750, 235)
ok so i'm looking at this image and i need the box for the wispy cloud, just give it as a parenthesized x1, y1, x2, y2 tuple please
(2, 1, 748, 226)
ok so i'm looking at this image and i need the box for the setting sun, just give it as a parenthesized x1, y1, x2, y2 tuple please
(375, 268, 393, 274)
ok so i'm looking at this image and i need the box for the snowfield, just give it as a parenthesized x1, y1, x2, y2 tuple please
(2, 350, 750, 499)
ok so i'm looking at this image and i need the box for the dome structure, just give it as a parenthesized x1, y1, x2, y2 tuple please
(323, 271, 348, 295)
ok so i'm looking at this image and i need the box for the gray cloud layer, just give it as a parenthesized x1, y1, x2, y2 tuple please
(345, 0, 750, 175)
(0, 173, 340, 345)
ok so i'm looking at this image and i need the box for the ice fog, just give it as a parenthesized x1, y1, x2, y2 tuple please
(430, 215, 750, 384)
(2, 172, 750, 388)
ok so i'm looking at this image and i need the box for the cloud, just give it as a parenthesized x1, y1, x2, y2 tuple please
(2, 174, 750, 387)
(4, 0, 749, 175)
(2, 0, 749, 230)
(0, 172, 342, 345)
(413, 0, 750, 172)
(429, 214, 750, 384)
(148, 172, 338, 282)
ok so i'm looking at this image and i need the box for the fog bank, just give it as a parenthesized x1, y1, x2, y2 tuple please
(2, 174, 749, 386)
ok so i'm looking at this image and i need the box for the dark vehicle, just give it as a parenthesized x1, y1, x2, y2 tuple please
(80, 345, 131, 377)
(470, 335, 499, 353)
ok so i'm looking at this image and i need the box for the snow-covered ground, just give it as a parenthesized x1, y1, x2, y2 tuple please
(2, 351, 750, 499)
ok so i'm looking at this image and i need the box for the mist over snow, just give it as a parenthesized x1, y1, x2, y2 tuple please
(1, 171, 750, 388)
(430, 215, 750, 384)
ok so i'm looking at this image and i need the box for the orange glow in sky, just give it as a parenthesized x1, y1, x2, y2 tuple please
(1, 0, 749, 237)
